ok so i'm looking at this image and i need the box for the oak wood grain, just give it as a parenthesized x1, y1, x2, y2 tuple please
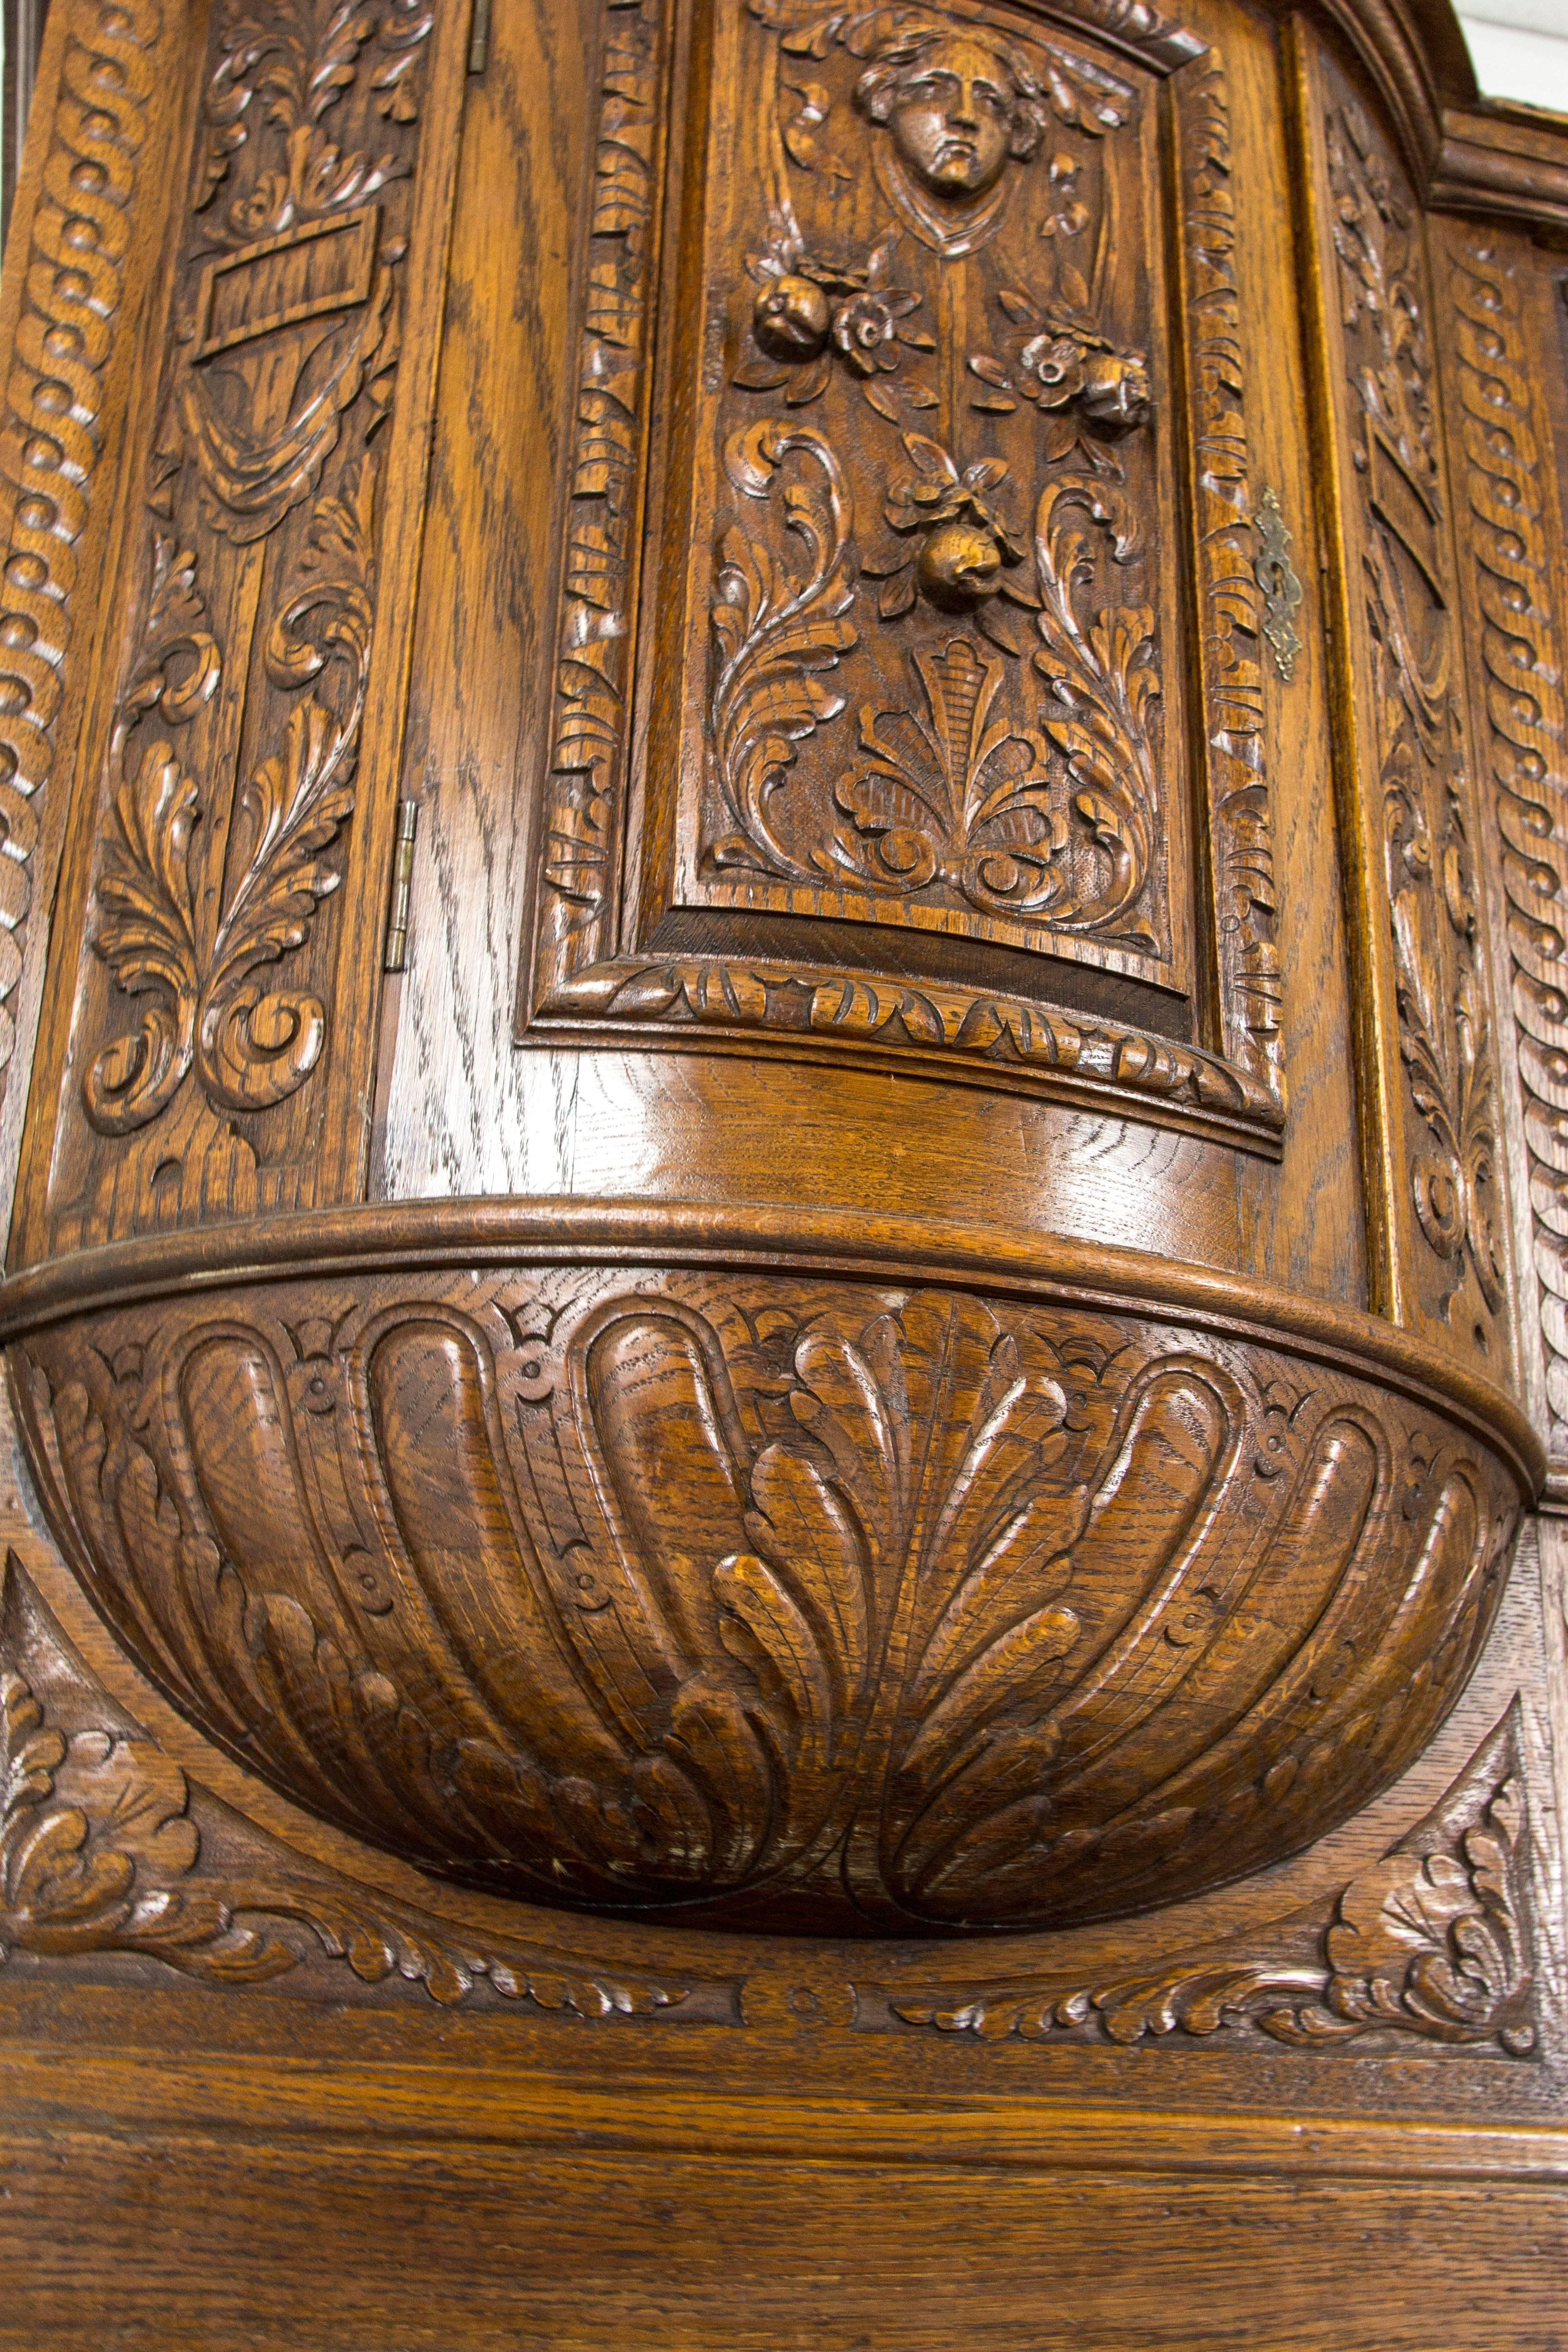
(0, 0, 1564, 2337)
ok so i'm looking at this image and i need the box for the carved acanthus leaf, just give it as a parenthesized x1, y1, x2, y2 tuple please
(709, 419, 858, 876)
(891, 1715, 1537, 2056)
(86, 466, 375, 1132)
(1031, 476, 1159, 949)
(0, 1562, 699, 2016)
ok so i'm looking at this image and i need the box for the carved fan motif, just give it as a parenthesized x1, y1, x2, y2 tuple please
(14, 1260, 1519, 1935)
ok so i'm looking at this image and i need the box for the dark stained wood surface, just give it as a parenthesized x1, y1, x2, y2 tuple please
(0, 0, 1566, 2337)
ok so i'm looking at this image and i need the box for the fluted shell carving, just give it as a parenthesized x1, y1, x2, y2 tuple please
(10, 1257, 1520, 1935)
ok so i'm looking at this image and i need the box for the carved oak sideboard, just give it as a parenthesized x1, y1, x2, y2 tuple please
(2, 0, 1568, 2341)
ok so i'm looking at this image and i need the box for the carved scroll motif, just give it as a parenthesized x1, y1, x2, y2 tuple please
(1445, 235, 1568, 1462)
(0, 0, 163, 1111)
(1326, 101, 1505, 1343)
(0, 1558, 707, 2014)
(50, 0, 438, 1243)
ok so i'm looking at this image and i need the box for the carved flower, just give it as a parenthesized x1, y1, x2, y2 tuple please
(736, 214, 934, 415)
(967, 270, 1151, 459)
(1019, 329, 1090, 407)
(833, 285, 923, 375)
(1020, 331, 1151, 426)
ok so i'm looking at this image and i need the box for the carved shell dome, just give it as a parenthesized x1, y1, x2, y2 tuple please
(3, 1209, 1530, 1936)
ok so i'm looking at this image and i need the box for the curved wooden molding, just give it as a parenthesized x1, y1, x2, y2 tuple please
(1, 1201, 1533, 1938)
(0, 1555, 725, 2015)
(0, 1199, 1543, 1489)
(887, 1701, 1539, 2054)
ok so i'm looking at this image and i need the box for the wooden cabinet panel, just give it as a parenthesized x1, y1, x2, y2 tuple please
(0, 0, 1567, 2335)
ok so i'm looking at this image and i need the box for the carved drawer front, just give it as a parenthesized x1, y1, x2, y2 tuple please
(525, 0, 1286, 1150)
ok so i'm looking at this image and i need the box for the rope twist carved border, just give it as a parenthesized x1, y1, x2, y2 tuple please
(1446, 233, 1568, 1470)
(0, 0, 162, 1095)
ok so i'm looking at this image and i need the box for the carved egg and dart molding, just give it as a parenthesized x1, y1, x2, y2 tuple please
(0, 0, 1544, 1963)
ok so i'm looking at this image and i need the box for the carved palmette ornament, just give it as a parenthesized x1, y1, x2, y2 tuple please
(39, 0, 443, 1251)
(10, 1252, 1521, 1936)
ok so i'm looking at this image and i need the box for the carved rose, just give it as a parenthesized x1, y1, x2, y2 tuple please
(833, 285, 922, 375)
(969, 273, 1151, 449)
(1020, 330, 1151, 426)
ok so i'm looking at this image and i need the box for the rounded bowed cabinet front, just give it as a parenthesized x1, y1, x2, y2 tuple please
(4, 0, 1568, 2034)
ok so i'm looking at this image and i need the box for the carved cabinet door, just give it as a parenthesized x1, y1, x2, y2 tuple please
(1, 0, 1568, 2342)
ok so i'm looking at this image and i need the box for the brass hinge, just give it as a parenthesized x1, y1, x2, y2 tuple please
(468, 0, 490, 74)
(383, 799, 419, 975)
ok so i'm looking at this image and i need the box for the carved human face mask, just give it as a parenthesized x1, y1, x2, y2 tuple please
(889, 38, 1015, 199)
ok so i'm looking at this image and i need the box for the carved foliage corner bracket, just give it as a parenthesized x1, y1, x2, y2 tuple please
(891, 1707, 1539, 2057)
(0, 1559, 703, 2017)
(0, 0, 164, 1107)
(74, 0, 437, 1156)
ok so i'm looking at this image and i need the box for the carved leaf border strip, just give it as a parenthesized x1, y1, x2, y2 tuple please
(529, 0, 668, 1001)
(1445, 233, 1568, 1469)
(0, 0, 163, 1108)
(1176, 62, 1282, 1102)
(1324, 98, 1506, 1337)
(524, 26, 1286, 1146)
